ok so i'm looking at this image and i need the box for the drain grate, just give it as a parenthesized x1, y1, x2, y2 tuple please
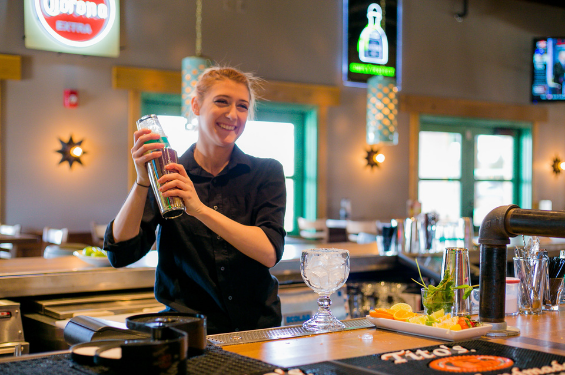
(207, 318, 374, 346)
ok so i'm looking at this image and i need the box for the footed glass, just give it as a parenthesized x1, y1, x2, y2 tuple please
(300, 248, 350, 332)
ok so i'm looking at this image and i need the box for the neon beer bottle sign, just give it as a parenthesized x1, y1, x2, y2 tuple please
(34, 0, 116, 47)
(358, 3, 389, 65)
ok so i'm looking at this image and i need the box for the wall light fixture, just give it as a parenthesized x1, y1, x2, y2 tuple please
(365, 146, 385, 170)
(552, 156, 565, 175)
(56, 135, 86, 168)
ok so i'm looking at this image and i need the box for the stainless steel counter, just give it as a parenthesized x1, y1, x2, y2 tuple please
(2, 238, 559, 299)
(0, 243, 395, 299)
(0, 252, 157, 299)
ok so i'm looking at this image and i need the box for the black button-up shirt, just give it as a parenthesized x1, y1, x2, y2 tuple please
(104, 144, 286, 334)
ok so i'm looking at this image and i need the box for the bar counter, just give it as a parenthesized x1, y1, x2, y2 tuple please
(0, 311, 561, 374)
(0, 254, 157, 298)
(0, 242, 396, 298)
(224, 312, 565, 368)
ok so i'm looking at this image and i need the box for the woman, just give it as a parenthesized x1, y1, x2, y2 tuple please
(104, 66, 287, 334)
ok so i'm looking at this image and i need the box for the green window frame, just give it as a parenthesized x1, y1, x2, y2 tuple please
(419, 115, 532, 228)
(141, 93, 317, 237)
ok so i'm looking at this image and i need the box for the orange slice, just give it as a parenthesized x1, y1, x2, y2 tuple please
(369, 310, 394, 319)
(393, 310, 416, 321)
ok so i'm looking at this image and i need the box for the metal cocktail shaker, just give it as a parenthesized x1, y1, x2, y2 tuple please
(441, 247, 471, 316)
(136, 115, 185, 219)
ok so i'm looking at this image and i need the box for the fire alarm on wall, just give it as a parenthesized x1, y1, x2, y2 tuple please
(64, 89, 79, 108)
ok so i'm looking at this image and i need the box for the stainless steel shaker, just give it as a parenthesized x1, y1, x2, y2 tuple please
(404, 217, 421, 255)
(136, 115, 185, 219)
(441, 247, 471, 316)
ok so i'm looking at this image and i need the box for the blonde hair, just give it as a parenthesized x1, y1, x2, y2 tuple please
(194, 66, 262, 121)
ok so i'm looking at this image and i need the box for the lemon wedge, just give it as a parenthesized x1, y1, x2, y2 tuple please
(407, 315, 427, 325)
(430, 309, 445, 320)
(389, 303, 412, 313)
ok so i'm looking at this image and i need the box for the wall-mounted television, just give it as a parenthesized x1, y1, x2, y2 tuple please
(531, 37, 565, 102)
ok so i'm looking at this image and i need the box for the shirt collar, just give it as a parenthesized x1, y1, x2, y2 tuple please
(183, 144, 251, 177)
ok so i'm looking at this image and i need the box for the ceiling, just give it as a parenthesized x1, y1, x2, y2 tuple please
(519, 0, 565, 9)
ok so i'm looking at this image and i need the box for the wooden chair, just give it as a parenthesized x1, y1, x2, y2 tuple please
(43, 227, 68, 245)
(42, 227, 70, 258)
(346, 220, 378, 243)
(297, 217, 328, 242)
(90, 221, 107, 248)
(0, 224, 21, 259)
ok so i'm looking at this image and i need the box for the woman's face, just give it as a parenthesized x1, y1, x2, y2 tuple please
(192, 79, 250, 149)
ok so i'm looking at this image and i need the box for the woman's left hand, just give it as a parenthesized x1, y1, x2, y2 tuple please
(158, 163, 205, 216)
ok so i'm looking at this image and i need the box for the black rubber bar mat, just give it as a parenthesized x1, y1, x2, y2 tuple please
(0, 345, 278, 375)
(297, 340, 565, 375)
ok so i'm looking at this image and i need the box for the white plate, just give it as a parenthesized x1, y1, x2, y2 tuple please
(366, 316, 492, 341)
(73, 251, 111, 267)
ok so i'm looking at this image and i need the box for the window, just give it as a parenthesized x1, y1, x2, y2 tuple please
(418, 116, 532, 228)
(141, 93, 317, 236)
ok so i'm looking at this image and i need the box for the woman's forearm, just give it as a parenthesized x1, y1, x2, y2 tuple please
(112, 184, 150, 243)
(193, 205, 277, 268)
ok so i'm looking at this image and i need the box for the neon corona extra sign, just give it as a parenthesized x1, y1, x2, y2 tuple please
(33, 0, 116, 47)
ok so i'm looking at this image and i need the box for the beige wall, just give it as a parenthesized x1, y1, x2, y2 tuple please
(0, 0, 564, 232)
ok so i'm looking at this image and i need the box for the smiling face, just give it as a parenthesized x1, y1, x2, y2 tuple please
(192, 78, 250, 150)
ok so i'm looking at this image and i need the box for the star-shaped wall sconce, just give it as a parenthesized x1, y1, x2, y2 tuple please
(552, 156, 565, 176)
(365, 146, 385, 170)
(56, 135, 86, 168)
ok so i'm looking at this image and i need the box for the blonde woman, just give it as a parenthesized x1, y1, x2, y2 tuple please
(106, 67, 286, 334)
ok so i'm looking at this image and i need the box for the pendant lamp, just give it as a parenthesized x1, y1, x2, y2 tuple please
(182, 0, 212, 130)
(366, 75, 398, 145)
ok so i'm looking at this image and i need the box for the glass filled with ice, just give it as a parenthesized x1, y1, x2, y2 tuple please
(300, 248, 350, 332)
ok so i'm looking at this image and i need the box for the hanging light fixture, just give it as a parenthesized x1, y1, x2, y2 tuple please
(182, 0, 212, 130)
(366, 75, 398, 145)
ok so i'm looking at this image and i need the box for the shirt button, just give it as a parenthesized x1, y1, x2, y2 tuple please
(228, 296, 233, 301)
(220, 267, 225, 271)
(213, 206, 218, 210)
(217, 235, 221, 240)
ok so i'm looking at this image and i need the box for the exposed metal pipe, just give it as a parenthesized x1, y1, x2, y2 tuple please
(454, 0, 468, 22)
(478, 205, 565, 336)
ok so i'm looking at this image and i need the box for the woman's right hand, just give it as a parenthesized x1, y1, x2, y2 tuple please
(131, 129, 164, 186)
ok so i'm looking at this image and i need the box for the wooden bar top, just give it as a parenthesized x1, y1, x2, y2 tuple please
(224, 312, 565, 368)
(0, 256, 96, 276)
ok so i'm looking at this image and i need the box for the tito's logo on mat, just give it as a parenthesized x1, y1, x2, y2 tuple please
(33, 0, 116, 47)
(429, 355, 514, 373)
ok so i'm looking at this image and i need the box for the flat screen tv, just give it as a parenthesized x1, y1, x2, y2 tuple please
(531, 37, 565, 102)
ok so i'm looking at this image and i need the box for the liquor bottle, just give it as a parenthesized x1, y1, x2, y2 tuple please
(358, 3, 389, 65)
